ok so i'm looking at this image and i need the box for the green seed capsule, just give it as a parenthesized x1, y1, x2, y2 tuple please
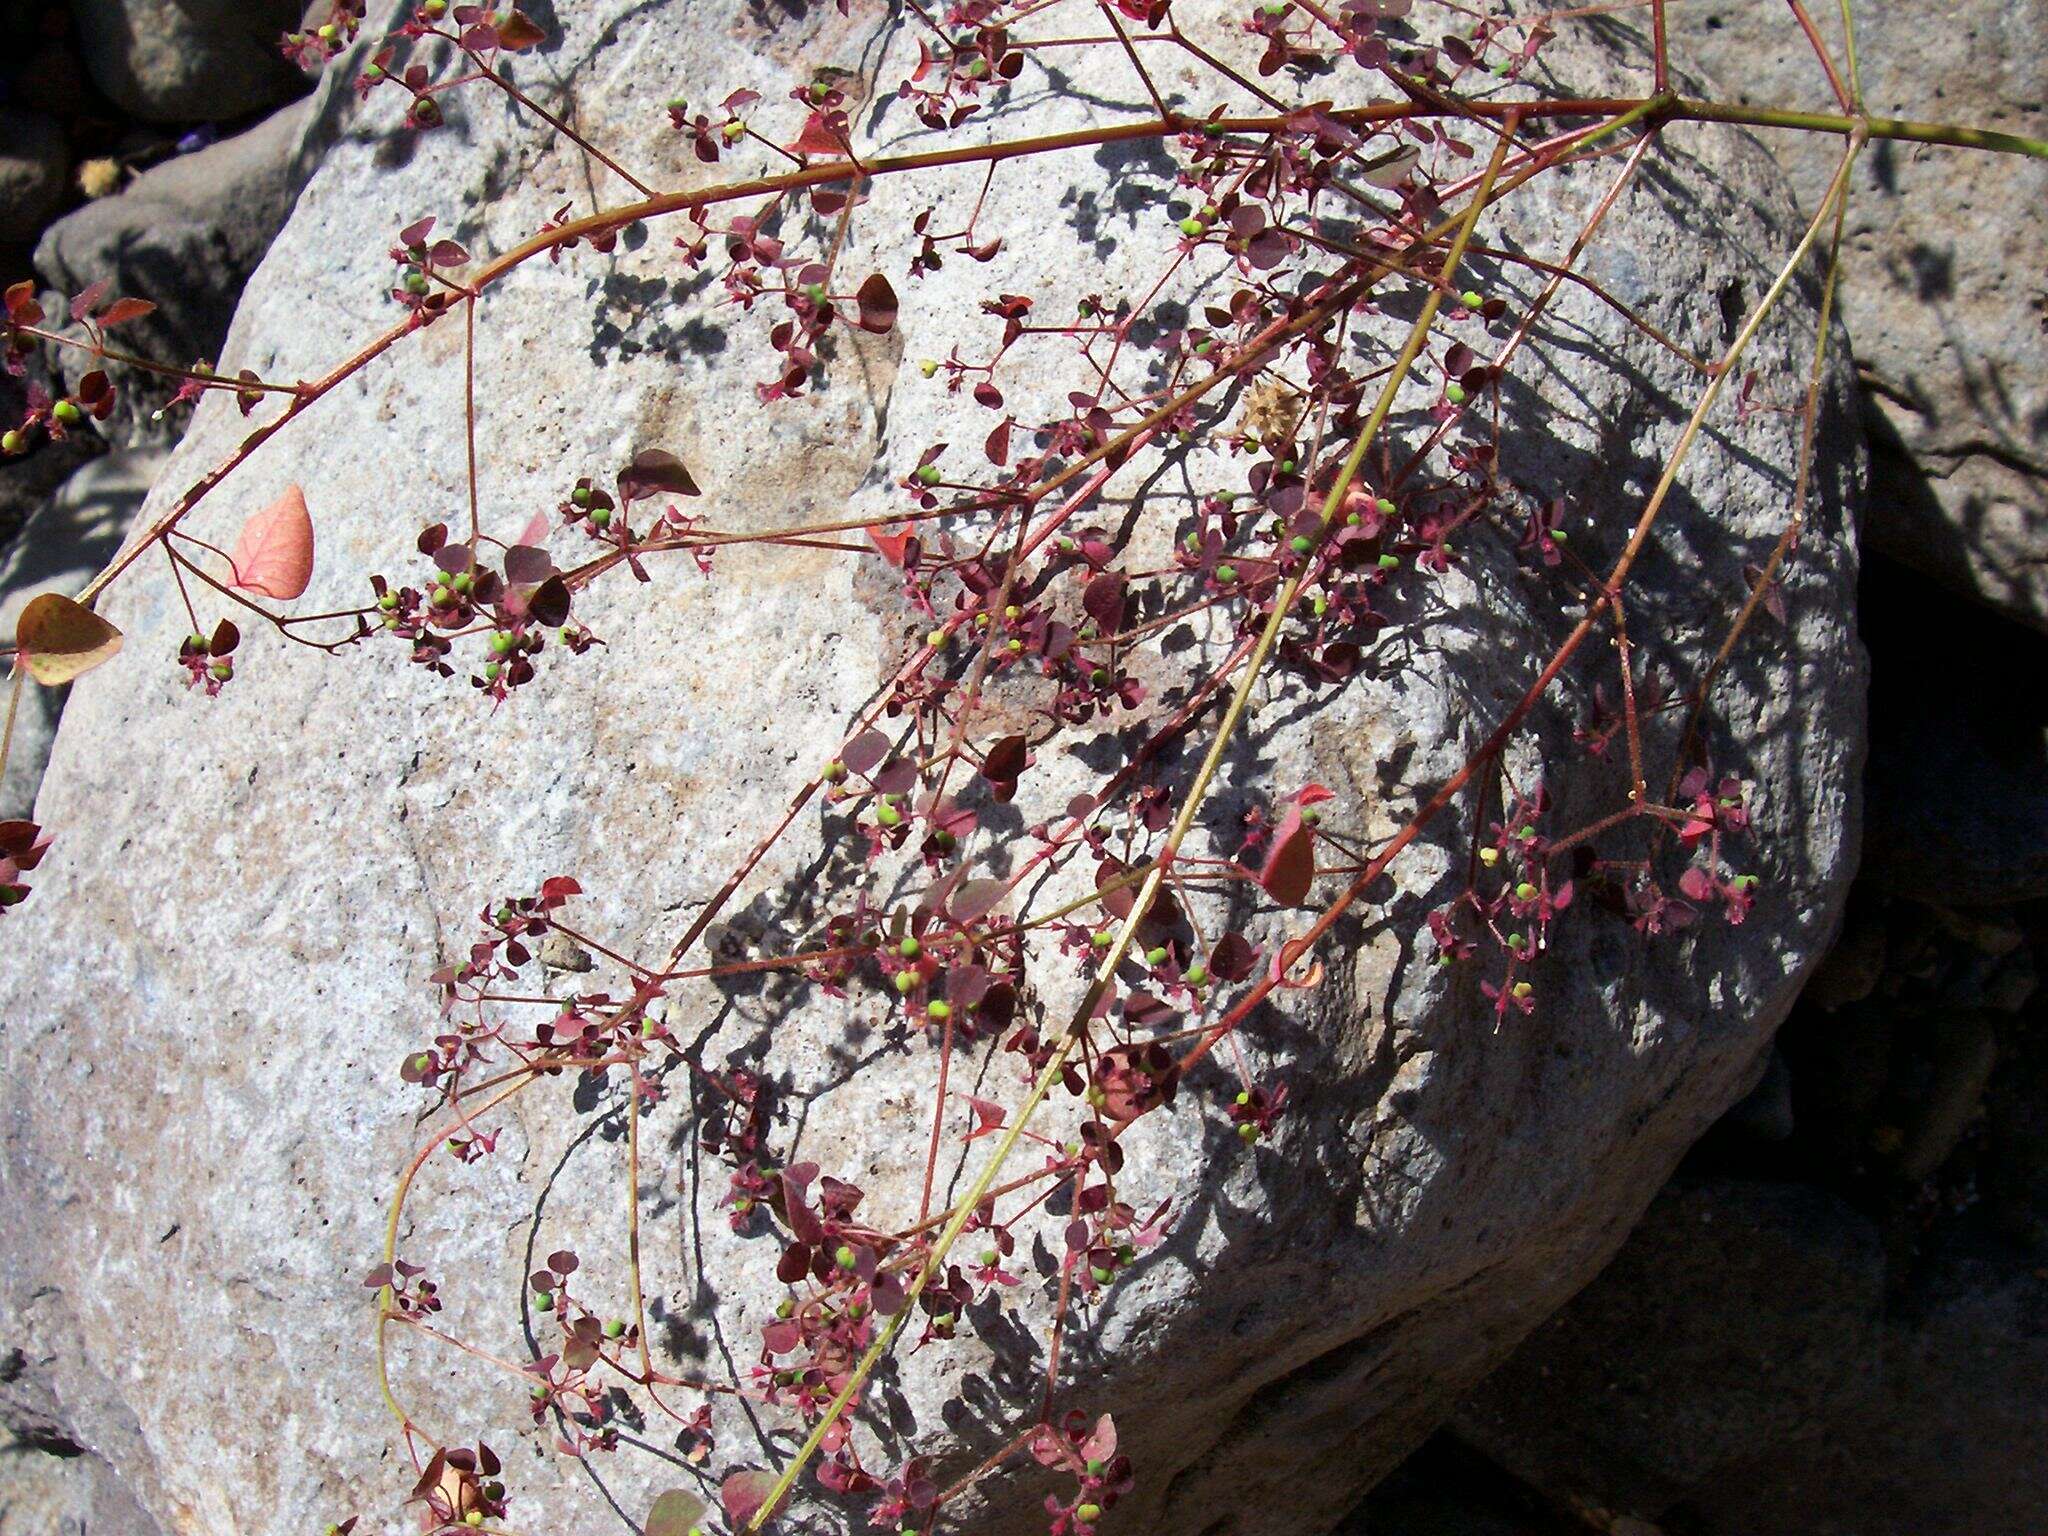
(1238, 1122, 1259, 1141)
(916, 464, 941, 486)
(1145, 946, 1168, 966)
(1515, 882, 1536, 901)
(1511, 980, 1534, 999)
(1461, 290, 1483, 308)
(52, 400, 83, 426)
(835, 1244, 858, 1270)
(919, 358, 938, 378)
(926, 999, 951, 1021)
(899, 936, 921, 959)
(894, 970, 917, 994)
(1077, 1503, 1103, 1523)
(1179, 217, 1205, 239)
(588, 506, 611, 528)
(571, 485, 591, 506)
(603, 1318, 625, 1338)
(1378, 554, 1401, 570)
(1290, 535, 1313, 554)
(1215, 564, 1237, 583)
(1445, 382, 1468, 405)
(1184, 964, 1208, 987)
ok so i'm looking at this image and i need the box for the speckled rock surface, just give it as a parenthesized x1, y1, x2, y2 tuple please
(0, 8, 1864, 1536)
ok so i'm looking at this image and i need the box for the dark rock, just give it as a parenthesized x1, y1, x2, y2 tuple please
(70, 0, 308, 123)
(1859, 556, 2048, 906)
(1983, 1007, 2048, 1257)
(1339, 1435, 1571, 1536)
(1451, 1179, 1884, 1521)
(1718, 1045, 1795, 1144)
(1801, 905, 1886, 1011)
(1670, 1256, 2048, 1536)
(33, 97, 318, 444)
(0, 108, 67, 245)
(1895, 1010, 1999, 1182)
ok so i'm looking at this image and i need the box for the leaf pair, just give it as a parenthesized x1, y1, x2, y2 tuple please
(11, 483, 317, 687)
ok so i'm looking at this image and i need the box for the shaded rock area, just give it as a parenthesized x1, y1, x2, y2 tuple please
(1357, 558, 2048, 1536)
(0, 108, 68, 246)
(1677, 0, 2048, 632)
(1450, 1180, 1885, 1524)
(34, 95, 322, 443)
(70, 0, 309, 124)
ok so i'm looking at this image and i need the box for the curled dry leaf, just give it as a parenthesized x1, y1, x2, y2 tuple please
(229, 485, 316, 600)
(14, 592, 123, 686)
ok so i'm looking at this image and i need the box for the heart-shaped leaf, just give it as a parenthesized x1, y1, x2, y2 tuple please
(15, 592, 123, 685)
(1257, 808, 1316, 907)
(720, 1468, 780, 1527)
(229, 485, 316, 600)
(617, 449, 700, 504)
(856, 273, 898, 334)
(645, 1489, 708, 1536)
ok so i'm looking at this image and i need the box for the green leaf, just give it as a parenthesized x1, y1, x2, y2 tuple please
(645, 1488, 707, 1536)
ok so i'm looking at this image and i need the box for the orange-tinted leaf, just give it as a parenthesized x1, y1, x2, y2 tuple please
(98, 296, 156, 328)
(229, 485, 316, 600)
(867, 524, 912, 566)
(15, 592, 123, 685)
(790, 112, 849, 158)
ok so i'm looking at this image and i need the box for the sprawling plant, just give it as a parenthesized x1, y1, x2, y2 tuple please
(2, 1, 2040, 1532)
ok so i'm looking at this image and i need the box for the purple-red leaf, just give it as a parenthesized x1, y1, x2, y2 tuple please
(855, 273, 898, 334)
(1256, 808, 1315, 907)
(618, 449, 701, 503)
